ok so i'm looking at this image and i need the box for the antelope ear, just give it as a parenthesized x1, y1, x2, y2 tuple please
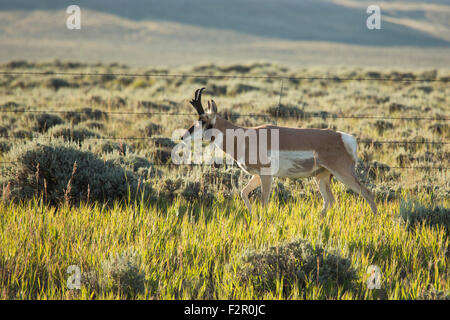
(210, 100, 218, 114)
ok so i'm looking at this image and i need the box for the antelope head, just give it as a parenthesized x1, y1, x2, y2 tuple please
(181, 88, 218, 143)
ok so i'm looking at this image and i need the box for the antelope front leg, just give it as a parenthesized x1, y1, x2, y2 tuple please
(240, 175, 261, 213)
(260, 175, 273, 207)
(315, 171, 335, 216)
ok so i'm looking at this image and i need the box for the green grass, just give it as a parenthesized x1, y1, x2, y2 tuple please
(0, 185, 448, 299)
(0, 60, 448, 300)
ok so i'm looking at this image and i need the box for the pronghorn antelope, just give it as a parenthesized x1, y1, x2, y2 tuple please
(181, 88, 377, 215)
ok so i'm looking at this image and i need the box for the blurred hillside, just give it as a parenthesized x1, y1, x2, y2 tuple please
(0, 0, 449, 67)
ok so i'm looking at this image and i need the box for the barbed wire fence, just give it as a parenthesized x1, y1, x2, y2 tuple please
(1, 70, 449, 82)
(0, 70, 448, 177)
(0, 108, 448, 121)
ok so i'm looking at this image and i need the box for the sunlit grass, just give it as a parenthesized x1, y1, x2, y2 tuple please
(0, 61, 448, 300)
(0, 187, 447, 299)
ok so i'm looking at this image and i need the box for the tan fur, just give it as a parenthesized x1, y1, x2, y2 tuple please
(212, 115, 377, 215)
(184, 92, 377, 216)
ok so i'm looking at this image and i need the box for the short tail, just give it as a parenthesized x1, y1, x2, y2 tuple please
(338, 131, 358, 163)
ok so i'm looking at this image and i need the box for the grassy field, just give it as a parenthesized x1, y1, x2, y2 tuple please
(0, 60, 448, 299)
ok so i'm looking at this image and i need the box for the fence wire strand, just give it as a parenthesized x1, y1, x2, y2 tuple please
(0, 135, 448, 145)
(0, 69, 448, 174)
(0, 70, 449, 82)
(0, 161, 448, 171)
(0, 109, 448, 122)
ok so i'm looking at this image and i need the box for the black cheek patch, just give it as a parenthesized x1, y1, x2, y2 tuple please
(188, 125, 196, 134)
(199, 117, 212, 131)
(204, 123, 214, 141)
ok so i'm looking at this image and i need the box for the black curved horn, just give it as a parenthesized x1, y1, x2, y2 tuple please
(190, 87, 206, 115)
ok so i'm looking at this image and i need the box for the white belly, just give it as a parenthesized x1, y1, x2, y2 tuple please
(236, 150, 322, 178)
(236, 162, 260, 175)
(272, 150, 320, 178)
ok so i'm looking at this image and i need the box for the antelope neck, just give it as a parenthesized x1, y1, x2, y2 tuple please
(212, 115, 245, 158)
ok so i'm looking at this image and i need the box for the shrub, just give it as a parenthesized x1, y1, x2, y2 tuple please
(45, 78, 71, 90)
(63, 107, 108, 125)
(105, 152, 152, 173)
(0, 101, 20, 109)
(46, 124, 102, 143)
(219, 64, 253, 73)
(366, 161, 391, 180)
(417, 285, 449, 300)
(227, 83, 260, 96)
(180, 181, 202, 201)
(180, 181, 214, 203)
(266, 104, 304, 118)
(207, 84, 227, 96)
(2, 137, 148, 204)
(202, 167, 242, 190)
(365, 71, 381, 79)
(389, 103, 407, 113)
(157, 178, 182, 200)
(155, 177, 214, 203)
(150, 136, 176, 149)
(4, 60, 31, 68)
(0, 140, 12, 154)
(129, 78, 155, 89)
(220, 108, 240, 121)
(87, 139, 133, 155)
(356, 160, 390, 183)
(108, 96, 127, 109)
(0, 126, 8, 137)
(136, 101, 170, 111)
(417, 86, 433, 94)
(233, 238, 356, 296)
(428, 123, 448, 136)
(370, 183, 402, 201)
(273, 181, 292, 203)
(87, 95, 106, 106)
(135, 166, 162, 181)
(399, 200, 449, 234)
(28, 113, 65, 133)
(419, 70, 437, 81)
(249, 180, 292, 204)
(80, 269, 101, 295)
(395, 151, 411, 166)
(373, 120, 393, 135)
(101, 248, 146, 298)
(91, 145, 160, 180)
(306, 121, 336, 130)
(83, 121, 105, 130)
(148, 148, 171, 164)
(100, 74, 116, 82)
(139, 121, 162, 137)
(13, 129, 33, 139)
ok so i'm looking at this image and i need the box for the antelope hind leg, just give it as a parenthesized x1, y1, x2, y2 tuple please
(314, 170, 335, 216)
(327, 166, 377, 215)
(240, 175, 261, 213)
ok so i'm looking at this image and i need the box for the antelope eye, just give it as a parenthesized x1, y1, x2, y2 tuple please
(200, 118, 212, 130)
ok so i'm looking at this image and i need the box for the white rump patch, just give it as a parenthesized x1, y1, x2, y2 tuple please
(338, 131, 358, 162)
